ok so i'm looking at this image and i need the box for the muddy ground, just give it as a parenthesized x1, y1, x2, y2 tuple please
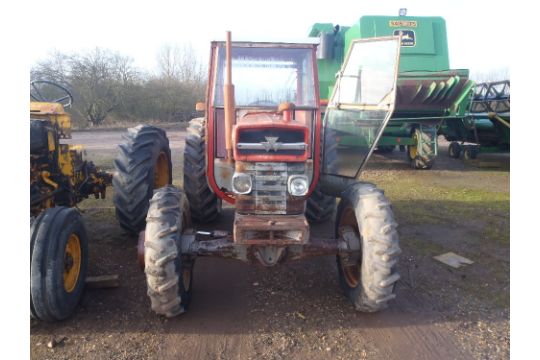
(31, 125, 510, 360)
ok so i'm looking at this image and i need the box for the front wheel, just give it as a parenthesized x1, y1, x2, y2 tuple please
(31, 207, 89, 321)
(407, 127, 436, 170)
(145, 185, 193, 317)
(336, 183, 401, 312)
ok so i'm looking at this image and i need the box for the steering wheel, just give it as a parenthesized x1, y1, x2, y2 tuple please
(30, 80, 74, 108)
(247, 100, 278, 107)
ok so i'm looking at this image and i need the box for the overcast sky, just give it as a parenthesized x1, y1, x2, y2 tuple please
(28, 0, 511, 78)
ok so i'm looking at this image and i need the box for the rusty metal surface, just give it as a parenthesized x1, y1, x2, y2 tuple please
(178, 224, 362, 267)
(235, 162, 306, 215)
(233, 213, 309, 244)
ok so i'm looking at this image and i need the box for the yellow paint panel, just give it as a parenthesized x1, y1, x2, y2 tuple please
(58, 144, 74, 177)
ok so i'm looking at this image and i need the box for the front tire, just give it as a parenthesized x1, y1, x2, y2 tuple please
(145, 186, 193, 317)
(30, 207, 88, 321)
(336, 183, 401, 312)
(113, 125, 172, 234)
(407, 127, 436, 170)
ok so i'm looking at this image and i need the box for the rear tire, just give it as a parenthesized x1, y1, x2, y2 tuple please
(145, 185, 193, 317)
(336, 183, 400, 312)
(305, 185, 335, 223)
(183, 118, 220, 223)
(30, 207, 88, 321)
(113, 125, 172, 234)
(308, 128, 338, 223)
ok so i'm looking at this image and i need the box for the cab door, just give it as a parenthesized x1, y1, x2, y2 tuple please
(322, 36, 401, 180)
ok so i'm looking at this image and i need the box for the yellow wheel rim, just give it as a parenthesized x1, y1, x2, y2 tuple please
(408, 132, 418, 159)
(154, 151, 170, 188)
(64, 234, 82, 293)
(339, 205, 361, 288)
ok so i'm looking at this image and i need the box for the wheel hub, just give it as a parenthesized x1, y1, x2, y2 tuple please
(338, 206, 362, 288)
(63, 234, 82, 293)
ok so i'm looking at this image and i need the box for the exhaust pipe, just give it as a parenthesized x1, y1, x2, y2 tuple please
(224, 31, 235, 160)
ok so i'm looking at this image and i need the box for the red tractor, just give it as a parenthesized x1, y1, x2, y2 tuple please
(113, 33, 402, 317)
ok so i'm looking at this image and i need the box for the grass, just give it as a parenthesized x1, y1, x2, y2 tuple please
(364, 171, 510, 246)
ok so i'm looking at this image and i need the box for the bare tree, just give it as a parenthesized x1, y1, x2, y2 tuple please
(156, 43, 205, 83)
(69, 48, 138, 126)
(30, 45, 206, 127)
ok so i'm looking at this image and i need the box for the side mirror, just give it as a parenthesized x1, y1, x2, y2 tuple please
(195, 102, 205, 112)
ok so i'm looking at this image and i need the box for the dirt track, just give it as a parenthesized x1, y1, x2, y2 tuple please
(31, 126, 510, 359)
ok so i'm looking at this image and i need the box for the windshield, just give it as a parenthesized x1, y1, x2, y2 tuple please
(214, 45, 316, 108)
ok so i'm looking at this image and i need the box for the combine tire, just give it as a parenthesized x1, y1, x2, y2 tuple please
(145, 186, 193, 317)
(113, 125, 172, 234)
(336, 183, 400, 312)
(183, 118, 220, 223)
(407, 127, 436, 170)
(448, 142, 462, 159)
(30, 207, 88, 321)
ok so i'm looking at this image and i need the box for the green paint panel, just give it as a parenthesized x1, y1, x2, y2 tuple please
(310, 15, 452, 100)
(346, 16, 449, 72)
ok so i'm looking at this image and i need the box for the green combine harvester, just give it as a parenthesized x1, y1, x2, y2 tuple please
(309, 11, 475, 169)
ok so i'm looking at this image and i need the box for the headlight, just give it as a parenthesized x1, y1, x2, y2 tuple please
(288, 175, 309, 196)
(232, 173, 252, 194)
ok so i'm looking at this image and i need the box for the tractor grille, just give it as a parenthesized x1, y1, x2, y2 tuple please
(236, 128, 307, 156)
(237, 162, 305, 215)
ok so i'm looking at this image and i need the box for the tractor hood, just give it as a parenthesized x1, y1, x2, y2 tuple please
(233, 112, 310, 162)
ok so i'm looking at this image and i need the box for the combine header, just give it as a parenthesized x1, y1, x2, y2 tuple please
(441, 80, 510, 159)
(309, 11, 475, 169)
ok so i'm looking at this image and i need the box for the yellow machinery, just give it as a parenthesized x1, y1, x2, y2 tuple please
(30, 80, 112, 321)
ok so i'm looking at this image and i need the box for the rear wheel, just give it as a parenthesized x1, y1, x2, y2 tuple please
(183, 118, 220, 223)
(145, 185, 193, 317)
(336, 183, 401, 312)
(30, 207, 88, 321)
(305, 185, 335, 223)
(113, 125, 172, 234)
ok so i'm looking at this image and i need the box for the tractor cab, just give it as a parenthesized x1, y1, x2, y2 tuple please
(205, 40, 322, 211)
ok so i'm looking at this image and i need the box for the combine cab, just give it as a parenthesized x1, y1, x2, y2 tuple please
(114, 34, 403, 317)
(310, 13, 475, 169)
